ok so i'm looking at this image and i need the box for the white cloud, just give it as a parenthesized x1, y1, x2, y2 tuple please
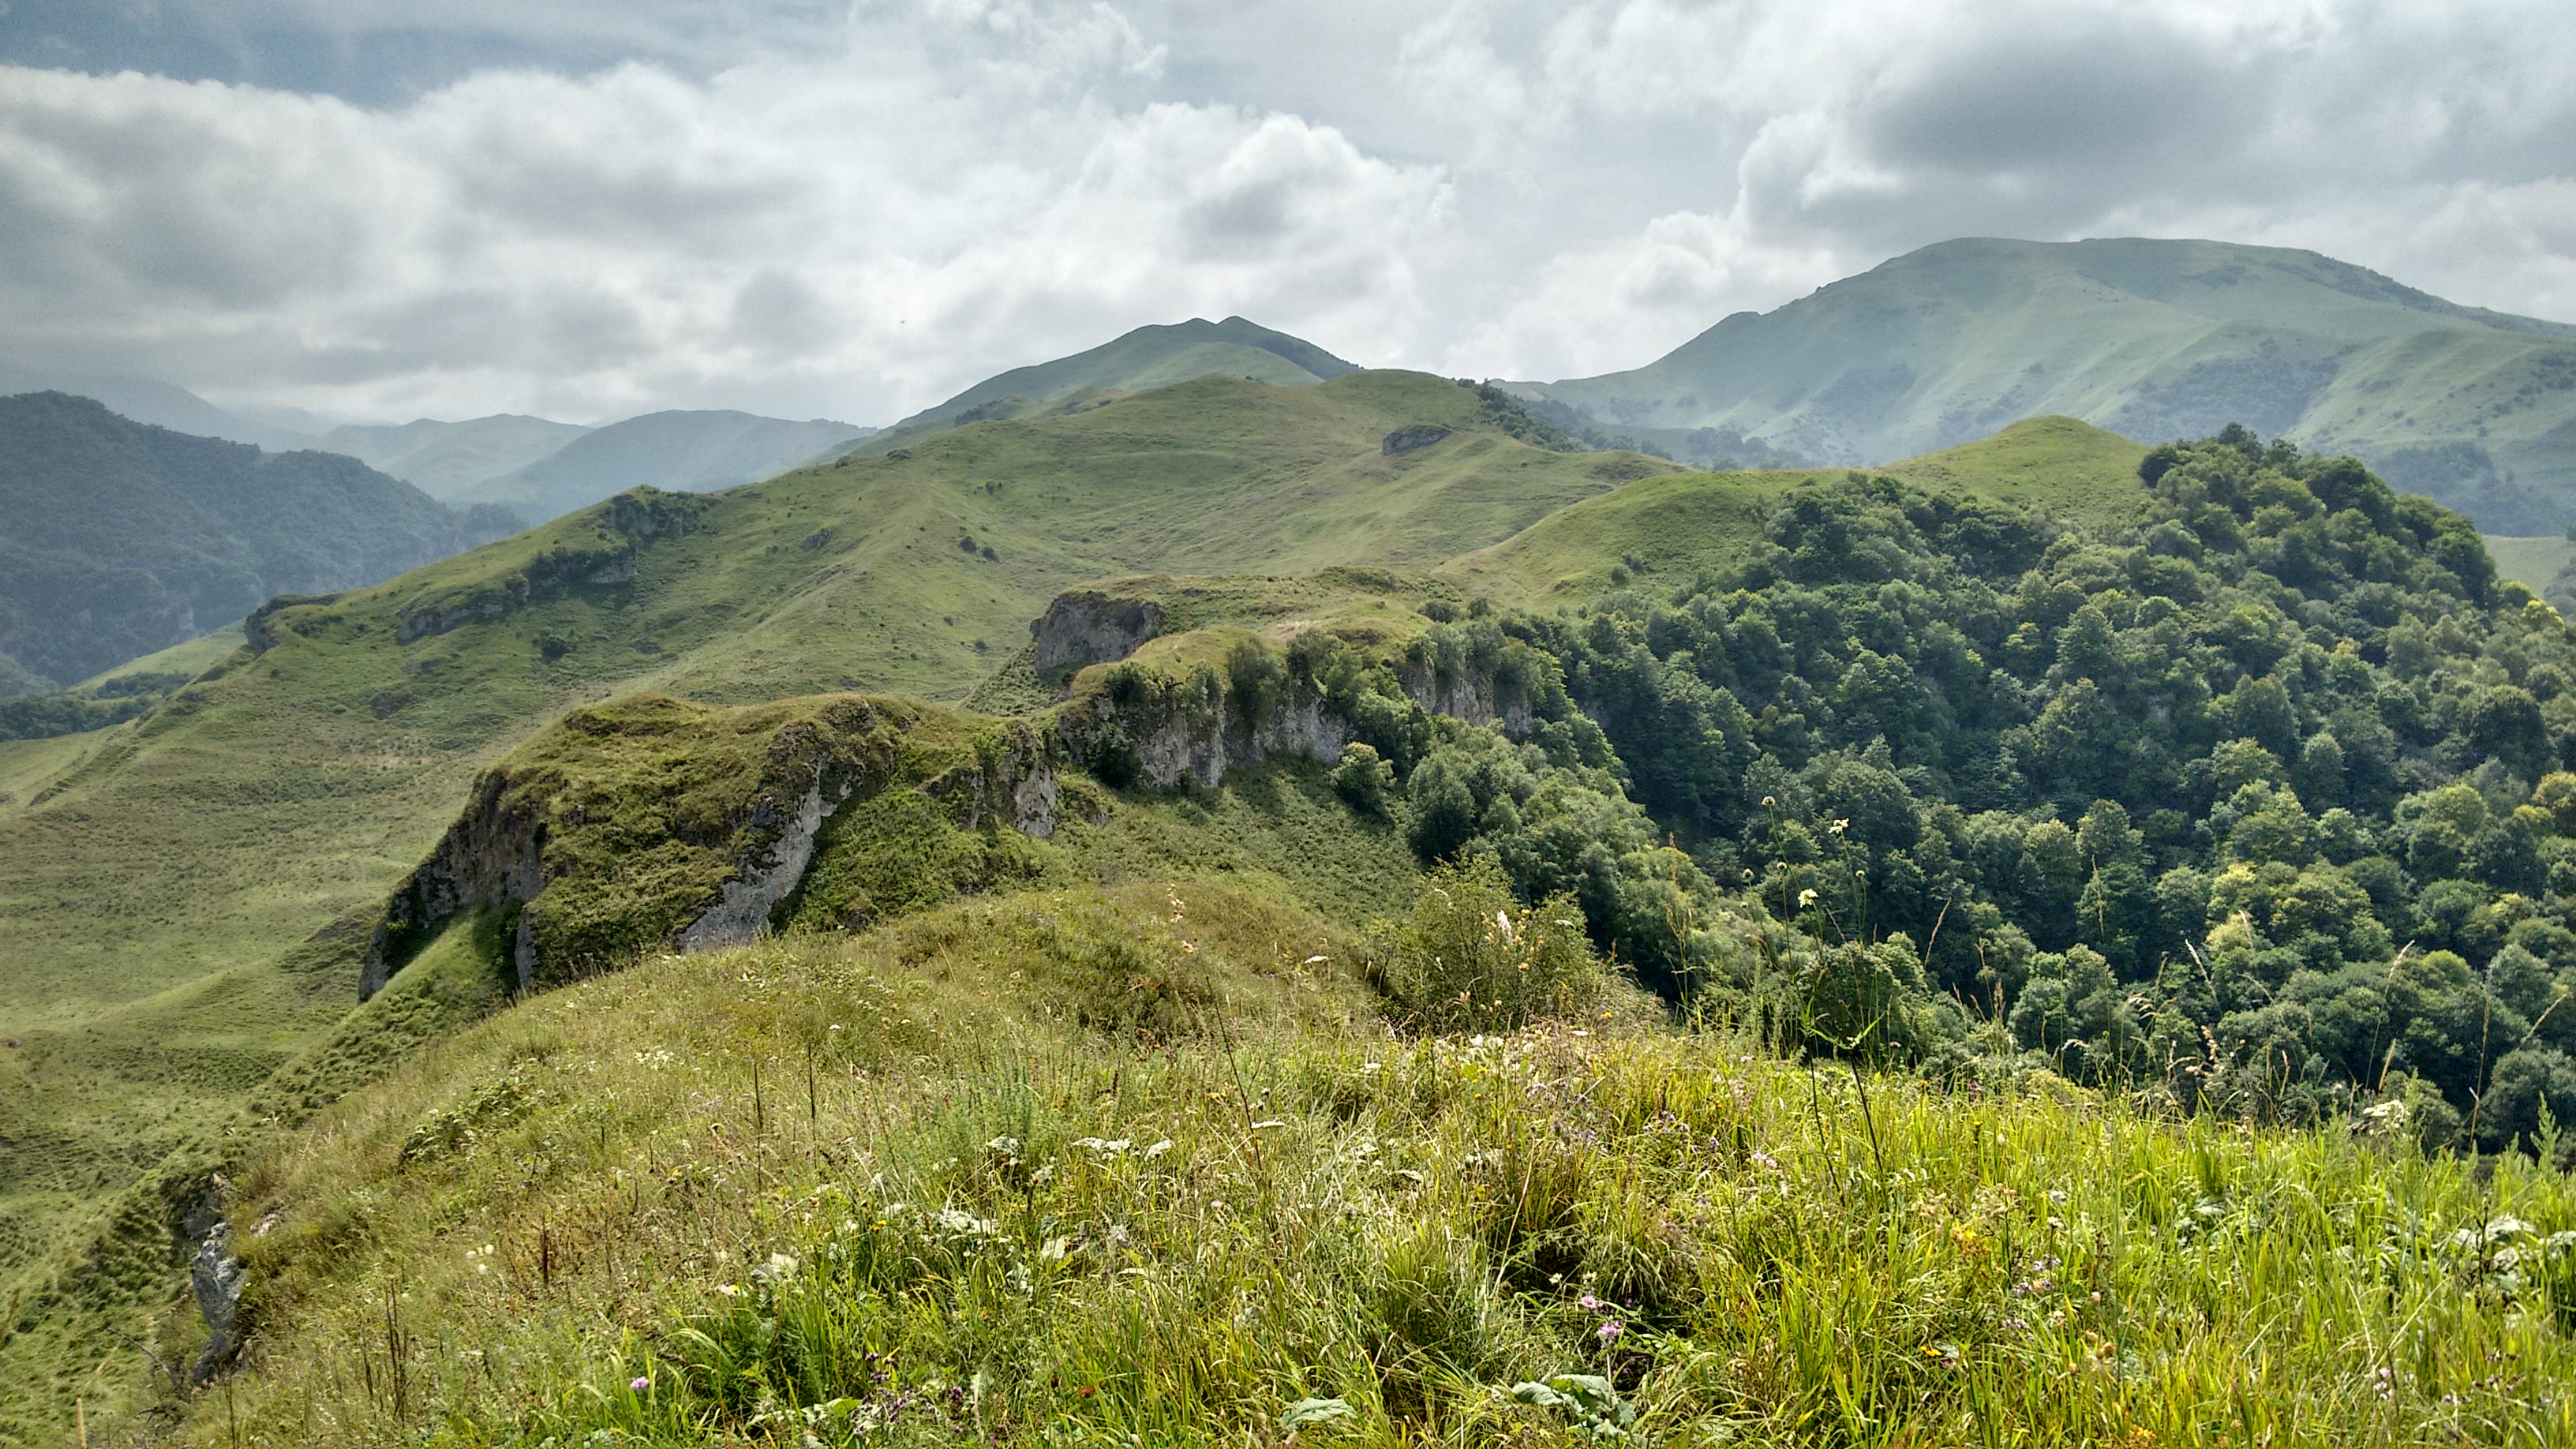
(0, 0, 2570, 423)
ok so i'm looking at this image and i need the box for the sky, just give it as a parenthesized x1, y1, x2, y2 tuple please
(1, 0, 2571, 429)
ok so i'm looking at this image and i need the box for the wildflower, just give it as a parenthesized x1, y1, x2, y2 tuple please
(1597, 1320, 1624, 1344)
(631, 1375, 651, 1394)
(1578, 1293, 1604, 1311)
(1305, 954, 1329, 964)
(1797, 888, 1818, 908)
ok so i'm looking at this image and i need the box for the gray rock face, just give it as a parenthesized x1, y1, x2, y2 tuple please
(1397, 658, 1533, 734)
(362, 766, 550, 998)
(1032, 590, 1163, 675)
(920, 722, 1064, 837)
(1382, 424, 1453, 455)
(186, 1186, 245, 1383)
(676, 782, 838, 953)
(1052, 637, 1530, 792)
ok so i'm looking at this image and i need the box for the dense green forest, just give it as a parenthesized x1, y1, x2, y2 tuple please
(1211, 427, 2576, 1153)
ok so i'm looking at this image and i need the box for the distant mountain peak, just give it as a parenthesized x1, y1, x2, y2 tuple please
(844, 316, 1360, 460)
(1510, 235, 2576, 531)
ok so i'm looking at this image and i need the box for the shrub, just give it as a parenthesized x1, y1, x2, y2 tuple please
(1332, 742, 1395, 814)
(1085, 723, 1141, 788)
(1376, 858, 1603, 1031)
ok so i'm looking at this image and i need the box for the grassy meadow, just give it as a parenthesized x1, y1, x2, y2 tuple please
(108, 874, 2576, 1448)
(1437, 414, 2147, 605)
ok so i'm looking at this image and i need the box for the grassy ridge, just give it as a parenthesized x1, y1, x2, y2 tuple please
(1439, 416, 2148, 605)
(116, 880, 2576, 1447)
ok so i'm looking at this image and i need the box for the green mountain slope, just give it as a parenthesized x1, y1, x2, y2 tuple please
(322, 414, 596, 501)
(0, 392, 519, 688)
(452, 409, 871, 521)
(1441, 415, 2149, 604)
(0, 371, 1654, 1319)
(19, 367, 2567, 1443)
(1513, 236, 2576, 531)
(842, 315, 1358, 459)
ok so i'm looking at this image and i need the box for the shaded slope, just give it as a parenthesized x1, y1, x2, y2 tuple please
(0, 391, 518, 686)
(0, 368, 316, 451)
(1513, 237, 2576, 530)
(457, 409, 870, 521)
(842, 315, 1358, 459)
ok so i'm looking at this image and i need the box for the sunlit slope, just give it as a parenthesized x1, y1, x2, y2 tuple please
(1513, 237, 2576, 529)
(2486, 534, 2575, 597)
(1442, 415, 2150, 604)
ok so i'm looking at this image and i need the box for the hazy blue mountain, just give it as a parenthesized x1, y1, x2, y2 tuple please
(0, 391, 518, 685)
(833, 315, 1358, 459)
(324, 414, 596, 501)
(454, 410, 871, 521)
(1509, 237, 2576, 531)
(0, 367, 318, 451)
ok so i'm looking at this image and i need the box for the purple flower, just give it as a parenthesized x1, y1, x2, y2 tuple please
(1578, 1293, 1604, 1311)
(1597, 1320, 1623, 1343)
(630, 1376, 651, 1394)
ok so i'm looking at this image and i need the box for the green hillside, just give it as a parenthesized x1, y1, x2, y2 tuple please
(1441, 415, 2149, 603)
(1512, 237, 2576, 532)
(0, 371, 1657, 1354)
(842, 316, 1358, 459)
(0, 392, 520, 689)
(26, 350, 2576, 1446)
(120, 903, 2576, 1448)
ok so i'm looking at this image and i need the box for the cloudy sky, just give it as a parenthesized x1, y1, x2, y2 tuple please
(2, 0, 2570, 428)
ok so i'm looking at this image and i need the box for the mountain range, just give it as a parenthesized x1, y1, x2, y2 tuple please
(0, 391, 519, 694)
(1511, 236, 2576, 531)
(13, 236, 2576, 1442)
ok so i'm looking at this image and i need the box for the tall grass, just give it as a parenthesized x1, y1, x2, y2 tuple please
(131, 880, 2576, 1447)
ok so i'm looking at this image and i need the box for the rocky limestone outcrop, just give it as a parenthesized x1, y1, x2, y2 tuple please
(362, 765, 551, 998)
(1031, 590, 1164, 676)
(673, 780, 842, 953)
(1382, 423, 1453, 455)
(1050, 646, 1534, 793)
(392, 490, 707, 644)
(364, 700, 1071, 998)
(1396, 657, 1534, 735)
(185, 1183, 245, 1383)
(920, 724, 1065, 837)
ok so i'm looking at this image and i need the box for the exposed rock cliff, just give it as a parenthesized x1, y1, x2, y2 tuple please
(364, 695, 1067, 997)
(185, 1183, 245, 1383)
(1031, 590, 1163, 676)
